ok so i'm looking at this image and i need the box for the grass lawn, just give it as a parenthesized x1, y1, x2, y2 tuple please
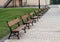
(0, 8, 38, 39)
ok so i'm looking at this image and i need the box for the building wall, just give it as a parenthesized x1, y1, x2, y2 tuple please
(22, 0, 27, 6)
(22, 0, 47, 6)
(45, 0, 50, 5)
(8, 0, 20, 7)
(40, 0, 46, 5)
(27, 0, 38, 5)
(0, 0, 50, 7)
(0, 0, 8, 7)
(24, 0, 46, 5)
(0, 0, 20, 7)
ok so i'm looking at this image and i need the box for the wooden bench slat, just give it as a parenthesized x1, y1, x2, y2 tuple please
(24, 20, 33, 24)
(8, 18, 20, 26)
(21, 15, 28, 20)
(13, 25, 26, 32)
(27, 20, 33, 23)
(30, 12, 34, 16)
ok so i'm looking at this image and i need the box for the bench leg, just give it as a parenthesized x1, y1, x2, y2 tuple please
(23, 28, 26, 33)
(38, 16, 40, 19)
(17, 32, 19, 39)
(31, 21, 33, 26)
(26, 24, 30, 29)
(28, 24, 30, 29)
(37, 18, 38, 21)
(8, 33, 12, 39)
(33, 19, 36, 23)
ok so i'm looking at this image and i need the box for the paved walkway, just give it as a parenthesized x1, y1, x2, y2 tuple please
(5, 8, 60, 42)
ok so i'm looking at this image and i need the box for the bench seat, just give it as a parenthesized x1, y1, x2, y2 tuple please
(24, 20, 33, 24)
(13, 25, 26, 32)
(31, 16, 38, 19)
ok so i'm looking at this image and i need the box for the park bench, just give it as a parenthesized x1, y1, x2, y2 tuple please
(39, 7, 49, 14)
(29, 12, 39, 23)
(34, 8, 49, 19)
(34, 10, 43, 18)
(38, 9, 44, 16)
(43, 8, 48, 12)
(37, 8, 45, 14)
(20, 14, 34, 29)
(38, 9, 42, 13)
(7, 18, 26, 39)
(37, 9, 44, 16)
(43, 6, 50, 13)
(45, 5, 50, 10)
(41, 8, 47, 14)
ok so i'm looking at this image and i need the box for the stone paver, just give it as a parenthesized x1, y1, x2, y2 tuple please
(5, 8, 60, 42)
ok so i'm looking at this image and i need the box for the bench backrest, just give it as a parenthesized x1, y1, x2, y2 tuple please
(21, 15, 28, 20)
(34, 10, 39, 16)
(21, 15, 28, 24)
(35, 10, 38, 13)
(8, 18, 20, 27)
(38, 9, 41, 12)
(29, 12, 34, 17)
(7, 18, 20, 32)
(29, 12, 34, 16)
